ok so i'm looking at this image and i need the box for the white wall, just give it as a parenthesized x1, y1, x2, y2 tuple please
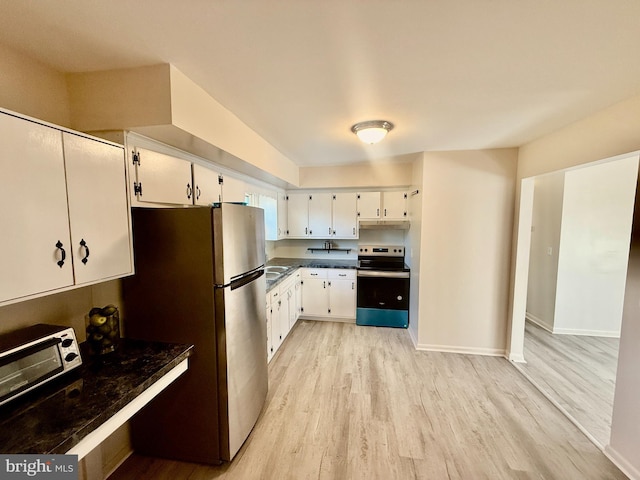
(416, 149, 517, 355)
(554, 157, 638, 336)
(526, 172, 565, 330)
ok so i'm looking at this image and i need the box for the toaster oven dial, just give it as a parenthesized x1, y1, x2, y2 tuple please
(61, 338, 73, 348)
(65, 352, 79, 362)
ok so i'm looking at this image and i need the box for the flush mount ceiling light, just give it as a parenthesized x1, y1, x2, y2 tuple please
(351, 120, 394, 144)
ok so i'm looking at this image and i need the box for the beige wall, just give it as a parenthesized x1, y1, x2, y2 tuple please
(517, 93, 640, 179)
(509, 93, 640, 477)
(67, 64, 173, 131)
(66, 64, 299, 187)
(0, 43, 70, 127)
(298, 153, 418, 189)
(415, 148, 518, 354)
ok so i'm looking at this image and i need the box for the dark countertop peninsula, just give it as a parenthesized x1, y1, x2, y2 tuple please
(0, 339, 193, 455)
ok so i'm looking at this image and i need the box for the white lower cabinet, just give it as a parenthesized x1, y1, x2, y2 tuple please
(266, 269, 301, 363)
(301, 268, 356, 320)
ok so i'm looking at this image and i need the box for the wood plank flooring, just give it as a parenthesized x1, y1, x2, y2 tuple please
(110, 321, 626, 480)
(515, 321, 619, 448)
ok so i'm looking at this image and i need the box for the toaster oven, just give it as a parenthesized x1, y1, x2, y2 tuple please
(0, 324, 82, 407)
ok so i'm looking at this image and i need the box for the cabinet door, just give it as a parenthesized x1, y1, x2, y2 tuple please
(329, 277, 357, 319)
(271, 290, 283, 353)
(64, 133, 133, 285)
(277, 192, 288, 239)
(278, 287, 290, 342)
(301, 272, 329, 316)
(287, 289, 297, 330)
(294, 272, 302, 325)
(221, 175, 246, 203)
(193, 164, 221, 205)
(0, 114, 73, 303)
(332, 192, 358, 238)
(266, 293, 273, 362)
(383, 191, 407, 219)
(287, 192, 309, 237)
(357, 192, 381, 219)
(133, 148, 193, 205)
(308, 193, 332, 238)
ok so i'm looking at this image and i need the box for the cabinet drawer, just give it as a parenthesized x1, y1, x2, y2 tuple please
(302, 268, 328, 279)
(328, 269, 356, 280)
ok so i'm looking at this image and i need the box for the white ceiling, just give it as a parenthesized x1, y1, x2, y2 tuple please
(1, 0, 640, 167)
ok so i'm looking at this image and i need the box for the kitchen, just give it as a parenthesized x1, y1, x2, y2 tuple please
(1, 2, 640, 479)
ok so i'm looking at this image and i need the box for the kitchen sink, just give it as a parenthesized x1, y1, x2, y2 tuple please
(265, 272, 281, 281)
(265, 266, 289, 273)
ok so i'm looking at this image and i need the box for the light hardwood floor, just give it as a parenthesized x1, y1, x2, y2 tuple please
(110, 321, 626, 480)
(514, 320, 619, 448)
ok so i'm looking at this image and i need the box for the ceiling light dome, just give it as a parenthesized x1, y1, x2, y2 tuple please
(351, 120, 394, 144)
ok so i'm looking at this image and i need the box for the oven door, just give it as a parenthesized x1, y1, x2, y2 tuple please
(356, 270, 409, 328)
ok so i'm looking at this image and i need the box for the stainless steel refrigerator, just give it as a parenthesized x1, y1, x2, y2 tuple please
(123, 204, 268, 464)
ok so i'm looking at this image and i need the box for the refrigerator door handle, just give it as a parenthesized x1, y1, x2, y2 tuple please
(215, 265, 265, 290)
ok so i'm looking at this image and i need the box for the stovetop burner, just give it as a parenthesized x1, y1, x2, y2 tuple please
(357, 245, 409, 272)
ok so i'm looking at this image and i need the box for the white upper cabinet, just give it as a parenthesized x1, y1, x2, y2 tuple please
(332, 193, 358, 238)
(382, 191, 408, 219)
(131, 148, 193, 205)
(308, 193, 332, 238)
(0, 113, 74, 302)
(286, 191, 357, 239)
(221, 174, 247, 203)
(192, 163, 221, 205)
(357, 192, 382, 219)
(357, 191, 407, 220)
(286, 192, 310, 237)
(0, 111, 133, 305)
(63, 133, 132, 286)
(277, 192, 288, 239)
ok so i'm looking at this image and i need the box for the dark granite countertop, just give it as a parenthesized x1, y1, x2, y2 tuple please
(266, 257, 358, 291)
(0, 339, 193, 454)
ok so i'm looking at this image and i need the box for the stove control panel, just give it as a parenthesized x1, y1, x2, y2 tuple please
(358, 245, 404, 257)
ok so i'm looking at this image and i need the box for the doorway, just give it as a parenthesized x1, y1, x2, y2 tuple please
(508, 152, 639, 449)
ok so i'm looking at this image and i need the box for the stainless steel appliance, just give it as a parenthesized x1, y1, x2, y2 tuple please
(123, 204, 267, 464)
(356, 245, 410, 328)
(0, 324, 81, 406)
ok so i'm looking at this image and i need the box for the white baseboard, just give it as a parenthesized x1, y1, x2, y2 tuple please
(604, 445, 640, 480)
(525, 313, 553, 332)
(525, 313, 620, 338)
(298, 316, 355, 324)
(415, 343, 505, 357)
(552, 327, 620, 338)
(407, 326, 419, 348)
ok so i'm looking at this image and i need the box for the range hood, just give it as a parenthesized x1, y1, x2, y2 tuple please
(358, 220, 410, 230)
